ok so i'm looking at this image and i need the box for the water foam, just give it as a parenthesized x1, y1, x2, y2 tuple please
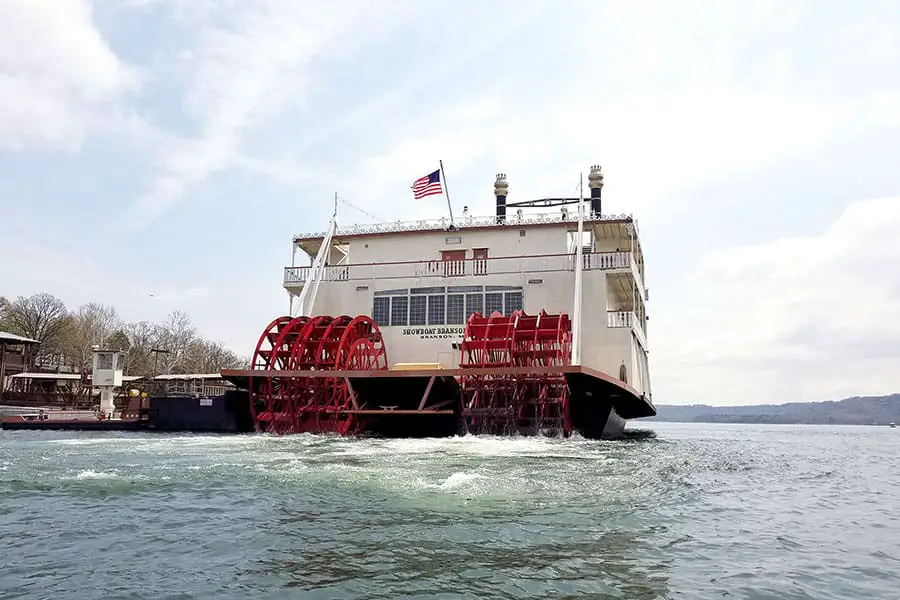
(73, 469, 119, 480)
(437, 471, 484, 490)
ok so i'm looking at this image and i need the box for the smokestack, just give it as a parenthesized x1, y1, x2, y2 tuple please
(588, 165, 604, 216)
(494, 173, 508, 223)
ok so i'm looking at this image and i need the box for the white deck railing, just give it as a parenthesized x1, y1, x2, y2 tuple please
(283, 251, 633, 285)
(607, 310, 648, 343)
(293, 211, 636, 240)
(607, 310, 635, 328)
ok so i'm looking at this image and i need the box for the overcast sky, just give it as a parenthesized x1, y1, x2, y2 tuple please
(1, 0, 898, 406)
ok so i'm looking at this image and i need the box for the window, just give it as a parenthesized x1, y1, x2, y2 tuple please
(409, 295, 427, 325)
(373, 285, 525, 326)
(504, 291, 523, 313)
(97, 353, 113, 370)
(390, 296, 408, 326)
(373, 297, 390, 326)
(446, 294, 465, 324)
(485, 292, 503, 315)
(465, 293, 483, 318)
(427, 294, 445, 325)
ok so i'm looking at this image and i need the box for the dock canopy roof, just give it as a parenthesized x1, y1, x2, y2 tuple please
(9, 372, 145, 382)
(0, 331, 40, 345)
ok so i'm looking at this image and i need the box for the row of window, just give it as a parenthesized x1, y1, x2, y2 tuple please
(372, 287, 524, 327)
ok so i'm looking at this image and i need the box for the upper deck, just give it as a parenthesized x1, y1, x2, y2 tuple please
(287, 209, 647, 315)
(293, 210, 641, 261)
(293, 209, 637, 244)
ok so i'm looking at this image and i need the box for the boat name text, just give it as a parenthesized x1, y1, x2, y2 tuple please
(400, 326, 464, 339)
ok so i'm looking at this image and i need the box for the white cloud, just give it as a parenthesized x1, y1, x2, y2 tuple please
(340, 0, 900, 223)
(350, 88, 900, 224)
(127, 0, 418, 225)
(654, 194, 900, 405)
(0, 0, 139, 151)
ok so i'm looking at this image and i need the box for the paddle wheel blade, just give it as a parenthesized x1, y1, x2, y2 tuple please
(460, 310, 573, 437)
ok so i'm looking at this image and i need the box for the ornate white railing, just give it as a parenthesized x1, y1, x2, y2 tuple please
(607, 310, 635, 328)
(293, 211, 635, 240)
(607, 310, 647, 341)
(284, 251, 634, 285)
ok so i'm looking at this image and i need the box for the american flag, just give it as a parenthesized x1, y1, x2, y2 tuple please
(411, 169, 442, 199)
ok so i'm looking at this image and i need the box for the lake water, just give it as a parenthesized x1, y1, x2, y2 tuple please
(1, 423, 899, 599)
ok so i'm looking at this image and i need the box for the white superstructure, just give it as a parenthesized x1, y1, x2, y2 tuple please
(284, 168, 652, 400)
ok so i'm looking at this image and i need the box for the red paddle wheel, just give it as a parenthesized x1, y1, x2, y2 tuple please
(511, 310, 572, 435)
(459, 311, 517, 434)
(249, 315, 308, 434)
(460, 310, 572, 436)
(248, 314, 388, 435)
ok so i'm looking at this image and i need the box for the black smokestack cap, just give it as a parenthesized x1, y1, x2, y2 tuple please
(588, 165, 604, 216)
(494, 173, 508, 223)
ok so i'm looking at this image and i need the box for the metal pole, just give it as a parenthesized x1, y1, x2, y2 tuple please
(0, 342, 6, 404)
(151, 348, 169, 377)
(572, 173, 585, 366)
(439, 160, 455, 227)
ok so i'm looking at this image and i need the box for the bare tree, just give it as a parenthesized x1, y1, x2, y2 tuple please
(106, 329, 131, 352)
(61, 303, 121, 370)
(2, 294, 70, 363)
(2, 293, 248, 377)
(121, 320, 161, 377)
(180, 339, 244, 373)
(155, 310, 197, 374)
(0, 296, 9, 326)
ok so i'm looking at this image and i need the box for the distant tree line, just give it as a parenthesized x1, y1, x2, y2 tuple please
(647, 395, 900, 426)
(0, 293, 247, 377)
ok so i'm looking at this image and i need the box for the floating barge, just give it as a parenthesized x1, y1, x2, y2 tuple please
(223, 165, 656, 439)
(1, 375, 252, 433)
(0, 412, 144, 431)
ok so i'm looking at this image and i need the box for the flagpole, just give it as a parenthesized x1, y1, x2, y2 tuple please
(439, 159, 455, 227)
